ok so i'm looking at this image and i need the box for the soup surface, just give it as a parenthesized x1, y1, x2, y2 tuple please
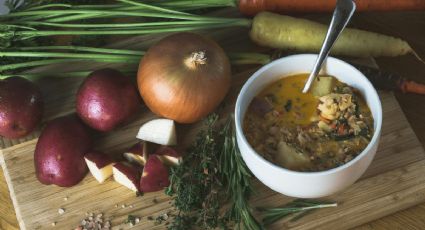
(243, 74, 374, 172)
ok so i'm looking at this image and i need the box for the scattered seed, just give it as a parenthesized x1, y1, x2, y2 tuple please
(162, 213, 169, 220)
(63, 197, 68, 201)
(129, 205, 134, 208)
(114, 204, 118, 208)
(58, 208, 65, 215)
(135, 217, 140, 224)
(51, 222, 56, 227)
(121, 204, 126, 208)
(77, 212, 111, 230)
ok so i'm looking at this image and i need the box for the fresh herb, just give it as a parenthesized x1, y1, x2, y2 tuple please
(166, 114, 225, 229)
(166, 114, 261, 229)
(219, 118, 262, 230)
(259, 199, 337, 226)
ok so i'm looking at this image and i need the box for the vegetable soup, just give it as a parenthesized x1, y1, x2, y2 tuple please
(243, 74, 374, 172)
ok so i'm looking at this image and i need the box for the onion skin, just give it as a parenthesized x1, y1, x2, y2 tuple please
(137, 32, 231, 124)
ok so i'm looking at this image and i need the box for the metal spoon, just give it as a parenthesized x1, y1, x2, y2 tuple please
(302, 0, 356, 93)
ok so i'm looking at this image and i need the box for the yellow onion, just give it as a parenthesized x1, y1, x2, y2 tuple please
(137, 32, 231, 123)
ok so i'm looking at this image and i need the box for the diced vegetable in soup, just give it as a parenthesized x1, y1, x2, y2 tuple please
(243, 74, 374, 172)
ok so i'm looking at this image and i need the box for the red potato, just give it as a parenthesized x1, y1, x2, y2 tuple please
(123, 142, 151, 166)
(112, 162, 141, 192)
(85, 152, 115, 183)
(0, 77, 43, 139)
(76, 68, 141, 132)
(140, 155, 170, 193)
(155, 146, 183, 167)
(35, 115, 92, 187)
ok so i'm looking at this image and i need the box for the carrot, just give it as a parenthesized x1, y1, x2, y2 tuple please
(250, 12, 419, 58)
(238, 0, 425, 15)
(353, 64, 425, 95)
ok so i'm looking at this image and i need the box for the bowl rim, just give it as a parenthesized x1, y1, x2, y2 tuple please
(234, 54, 383, 177)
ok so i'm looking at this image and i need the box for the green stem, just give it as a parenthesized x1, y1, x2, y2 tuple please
(40, 6, 163, 23)
(271, 203, 338, 212)
(2, 9, 234, 22)
(117, 0, 192, 16)
(0, 68, 137, 80)
(0, 51, 140, 60)
(12, 46, 144, 56)
(154, 0, 237, 9)
(0, 58, 138, 73)
(21, 20, 238, 29)
(12, 21, 250, 38)
(11, 14, 64, 23)
(24, 4, 73, 11)
(0, 59, 82, 72)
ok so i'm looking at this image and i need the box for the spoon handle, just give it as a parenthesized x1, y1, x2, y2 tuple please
(302, 0, 356, 93)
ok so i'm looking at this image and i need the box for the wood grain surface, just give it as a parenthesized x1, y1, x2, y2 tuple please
(0, 68, 424, 229)
(1, 9, 425, 230)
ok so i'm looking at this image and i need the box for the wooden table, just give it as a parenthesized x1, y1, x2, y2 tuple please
(1, 11, 425, 230)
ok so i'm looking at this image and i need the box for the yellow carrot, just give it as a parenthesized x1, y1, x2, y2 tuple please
(250, 12, 415, 58)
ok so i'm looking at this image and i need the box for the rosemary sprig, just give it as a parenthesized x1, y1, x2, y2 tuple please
(259, 199, 338, 226)
(219, 118, 262, 230)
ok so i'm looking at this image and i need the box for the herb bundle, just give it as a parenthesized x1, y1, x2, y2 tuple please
(165, 114, 261, 229)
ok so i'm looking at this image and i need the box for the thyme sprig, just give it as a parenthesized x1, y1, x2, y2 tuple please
(166, 114, 225, 229)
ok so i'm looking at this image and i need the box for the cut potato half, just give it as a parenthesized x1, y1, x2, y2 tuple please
(84, 152, 114, 183)
(123, 142, 149, 166)
(136, 119, 177, 145)
(155, 146, 183, 166)
(112, 162, 141, 192)
(140, 155, 170, 193)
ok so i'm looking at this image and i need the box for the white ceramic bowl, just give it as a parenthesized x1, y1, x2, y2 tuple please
(235, 54, 382, 198)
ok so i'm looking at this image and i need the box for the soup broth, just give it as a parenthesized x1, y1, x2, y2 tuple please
(243, 74, 374, 172)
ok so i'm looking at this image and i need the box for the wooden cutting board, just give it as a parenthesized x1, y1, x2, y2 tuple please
(1, 67, 425, 230)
